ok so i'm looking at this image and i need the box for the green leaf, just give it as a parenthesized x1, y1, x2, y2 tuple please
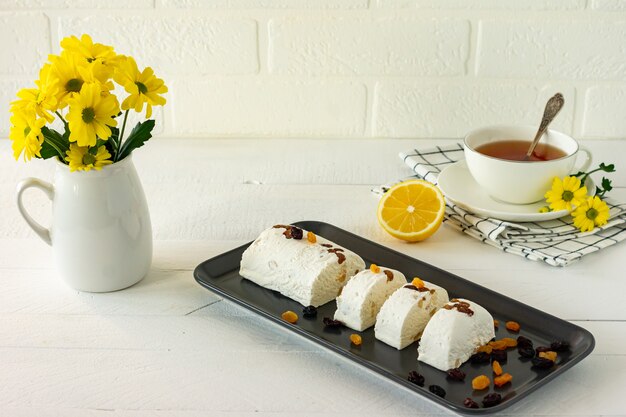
(117, 120, 155, 162)
(106, 126, 120, 159)
(39, 140, 59, 159)
(600, 162, 616, 173)
(40, 126, 70, 161)
(601, 177, 613, 192)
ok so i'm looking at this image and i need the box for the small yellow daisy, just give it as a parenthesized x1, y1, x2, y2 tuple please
(49, 51, 89, 108)
(66, 83, 119, 147)
(544, 176, 588, 212)
(60, 34, 119, 81)
(114, 55, 167, 118)
(65, 144, 113, 172)
(9, 109, 46, 161)
(11, 64, 59, 123)
(572, 196, 610, 232)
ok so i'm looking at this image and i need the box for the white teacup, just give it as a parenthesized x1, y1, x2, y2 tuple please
(464, 125, 592, 205)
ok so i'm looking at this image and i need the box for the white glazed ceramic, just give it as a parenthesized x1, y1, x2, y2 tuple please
(16, 156, 152, 292)
(464, 125, 592, 205)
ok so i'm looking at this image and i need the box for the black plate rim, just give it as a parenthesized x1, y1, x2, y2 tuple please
(193, 220, 596, 415)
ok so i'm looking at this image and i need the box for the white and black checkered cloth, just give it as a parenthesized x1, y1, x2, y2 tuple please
(372, 143, 626, 267)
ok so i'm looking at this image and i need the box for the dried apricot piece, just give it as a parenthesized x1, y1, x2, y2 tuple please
(492, 360, 503, 376)
(488, 340, 508, 351)
(307, 231, 317, 243)
(494, 373, 513, 387)
(370, 264, 381, 273)
(281, 310, 298, 324)
(471, 375, 490, 390)
(539, 351, 557, 362)
(349, 333, 362, 346)
(502, 337, 518, 348)
(411, 277, 425, 288)
(476, 345, 493, 354)
(506, 321, 521, 332)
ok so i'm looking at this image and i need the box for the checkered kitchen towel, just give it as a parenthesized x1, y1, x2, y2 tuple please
(372, 143, 626, 267)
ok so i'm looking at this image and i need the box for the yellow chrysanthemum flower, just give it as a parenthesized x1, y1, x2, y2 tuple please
(9, 109, 46, 161)
(65, 144, 113, 172)
(544, 176, 588, 212)
(11, 64, 59, 123)
(572, 196, 610, 232)
(60, 34, 119, 81)
(114, 56, 167, 118)
(66, 83, 119, 147)
(49, 51, 91, 108)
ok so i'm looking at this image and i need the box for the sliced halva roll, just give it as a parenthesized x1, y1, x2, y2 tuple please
(334, 264, 406, 331)
(374, 279, 449, 350)
(240, 225, 365, 307)
(418, 298, 495, 371)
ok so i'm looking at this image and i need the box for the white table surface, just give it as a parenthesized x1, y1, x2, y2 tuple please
(1, 138, 625, 417)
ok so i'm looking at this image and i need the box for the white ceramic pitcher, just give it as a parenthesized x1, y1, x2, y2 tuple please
(16, 156, 152, 292)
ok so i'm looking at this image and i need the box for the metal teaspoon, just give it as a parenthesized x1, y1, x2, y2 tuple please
(525, 93, 565, 160)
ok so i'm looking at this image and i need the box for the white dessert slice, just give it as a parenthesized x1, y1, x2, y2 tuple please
(239, 225, 365, 307)
(374, 279, 449, 350)
(334, 265, 406, 331)
(418, 298, 495, 371)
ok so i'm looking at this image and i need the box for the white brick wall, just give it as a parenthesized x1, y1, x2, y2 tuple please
(1, 3, 625, 140)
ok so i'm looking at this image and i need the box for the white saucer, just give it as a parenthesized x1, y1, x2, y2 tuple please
(437, 160, 594, 222)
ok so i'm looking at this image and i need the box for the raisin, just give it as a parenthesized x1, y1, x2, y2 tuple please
(307, 231, 317, 243)
(539, 351, 557, 362)
(349, 334, 362, 346)
(290, 227, 303, 240)
(492, 360, 503, 376)
(505, 321, 520, 332)
(302, 305, 317, 318)
(493, 319, 499, 329)
(429, 385, 446, 398)
(491, 350, 507, 363)
(518, 346, 535, 359)
(463, 398, 479, 409)
(411, 277, 425, 288)
(517, 336, 533, 349)
(488, 340, 508, 351)
(323, 317, 343, 327)
(531, 357, 555, 369)
(407, 371, 425, 387)
(369, 264, 381, 273)
(502, 337, 517, 348)
(535, 346, 551, 354)
(550, 340, 570, 352)
(281, 311, 298, 324)
(446, 368, 466, 381)
(482, 393, 502, 408)
(470, 352, 491, 364)
(472, 375, 490, 390)
(494, 373, 513, 387)
(477, 345, 493, 354)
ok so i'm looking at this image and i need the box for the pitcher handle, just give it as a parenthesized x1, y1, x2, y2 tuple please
(16, 178, 54, 246)
(574, 146, 593, 173)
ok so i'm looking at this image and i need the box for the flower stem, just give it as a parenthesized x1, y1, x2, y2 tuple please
(115, 110, 130, 162)
(55, 111, 68, 127)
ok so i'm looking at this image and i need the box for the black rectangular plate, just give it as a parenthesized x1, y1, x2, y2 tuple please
(193, 221, 594, 414)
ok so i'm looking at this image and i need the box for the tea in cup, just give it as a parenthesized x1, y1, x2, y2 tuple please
(463, 125, 592, 205)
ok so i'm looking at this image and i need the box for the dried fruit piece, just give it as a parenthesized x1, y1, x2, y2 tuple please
(494, 319, 499, 329)
(505, 321, 520, 332)
(518, 346, 535, 359)
(429, 385, 446, 398)
(470, 352, 491, 364)
(446, 368, 466, 381)
(491, 350, 508, 363)
(550, 340, 570, 352)
(502, 337, 518, 348)
(494, 373, 513, 387)
(477, 345, 493, 354)
(350, 334, 362, 346)
(535, 346, 551, 354)
(517, 336, 533, 349)
(531, 357, 555, 369)
(302, 305, 318, 318)
(370, 264, 381, 273)
(307, 231, 317, 243)
(323, 317, 343, 327)
(290, 226, 303, 240)
(492, 360, 503, 376)
(411, 277, 425, 288)
(482, 393, 502, 408)
(281, 310, 298, 324)
(472, 375, 490, 390)
(407, 371, 425, 387)
(539, 351, 557, 362)
(488, 340, 508, 351)
(463, 398, 479, 409)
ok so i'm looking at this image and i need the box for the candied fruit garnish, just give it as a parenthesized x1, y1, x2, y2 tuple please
(550, 340, 570, 352)
(281, 310, 298, 324)
(307, 231, 317, 243)
(290, 227, 303, 240)
(464, 398, 479, 409)
(470, 352, 491, 364)
(350, 334, 362, 346)
(488, 340, 508, 351)
(494, 373, 513, 387)
(492, 360, 503, 376)
(407, 371, 425, 387)
(531, 356, 554, 369)
(477, 345, 493, 354)
(323, 317, 343, 327)
(502, 337, 518, 348)
(539, 351, 557, 362)
(494, 319, 499, 329)
(446, 368, 466, 381)
(370, 264, 381, 273)
(429, 385, 446, 398)
(505, 321, 520, 332)
(302, 305, 317, 318)
(482, 393, 502, 408)
(491, 350, 507, 363)
(518, 346, 535, 359)
(472, 375, 490, 390)
(411, 277, 425, 288)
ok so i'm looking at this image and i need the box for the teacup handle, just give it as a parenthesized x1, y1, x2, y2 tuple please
(573, 146, 592, 174)
(16, 178, 54, 246)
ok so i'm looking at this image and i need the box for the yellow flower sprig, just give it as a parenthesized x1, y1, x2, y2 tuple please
(542, 163, 615, 233)
(8, 34, 167, 172)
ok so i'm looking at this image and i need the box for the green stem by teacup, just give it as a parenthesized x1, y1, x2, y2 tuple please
(115, 110, 130, 162)
(575, 163, 616, 198)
